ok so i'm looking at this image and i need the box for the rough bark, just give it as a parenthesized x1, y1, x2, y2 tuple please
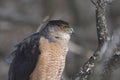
(73, 0, 120, 80)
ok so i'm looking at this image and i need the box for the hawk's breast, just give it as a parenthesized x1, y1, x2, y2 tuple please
(30, 37, 68, 80)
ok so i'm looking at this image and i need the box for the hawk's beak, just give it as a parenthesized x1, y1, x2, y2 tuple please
(65, 27, 74, 34)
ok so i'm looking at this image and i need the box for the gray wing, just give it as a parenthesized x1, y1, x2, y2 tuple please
(8, 32, 41, 80)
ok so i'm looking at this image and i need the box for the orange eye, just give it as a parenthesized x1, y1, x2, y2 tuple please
(60, 26, 65, 30)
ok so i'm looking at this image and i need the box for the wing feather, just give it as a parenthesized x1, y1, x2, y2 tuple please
(8, 32, 41, 80)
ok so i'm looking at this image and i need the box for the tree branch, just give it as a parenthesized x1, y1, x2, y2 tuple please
(95, 0, 110, 48)
(73, 0, 120, 80)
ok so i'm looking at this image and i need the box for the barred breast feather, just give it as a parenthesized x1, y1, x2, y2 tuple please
(30, 37, 68, 80)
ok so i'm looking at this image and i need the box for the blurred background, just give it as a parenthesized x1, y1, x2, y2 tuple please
(0, 0, 120, 80)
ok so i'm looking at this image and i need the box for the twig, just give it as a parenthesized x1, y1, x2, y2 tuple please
(36, 16, 50, 32)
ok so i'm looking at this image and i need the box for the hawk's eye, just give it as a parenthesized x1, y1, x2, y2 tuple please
(60, 26, 65, 30)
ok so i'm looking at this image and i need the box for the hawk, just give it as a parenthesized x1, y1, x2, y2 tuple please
(8, 20, 73, 80)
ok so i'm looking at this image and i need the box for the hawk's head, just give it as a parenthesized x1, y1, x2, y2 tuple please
(41, 20, 74, 42)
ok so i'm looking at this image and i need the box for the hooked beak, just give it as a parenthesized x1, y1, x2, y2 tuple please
(64, 27, 74, 34)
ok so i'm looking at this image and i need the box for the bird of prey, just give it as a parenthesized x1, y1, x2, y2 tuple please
(8, 20, 73, 80)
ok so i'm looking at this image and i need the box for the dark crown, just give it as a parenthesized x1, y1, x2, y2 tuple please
(47, 20, 69, 26)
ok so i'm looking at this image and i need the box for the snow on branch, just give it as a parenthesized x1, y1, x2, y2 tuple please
(73, 0, 120, 80)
